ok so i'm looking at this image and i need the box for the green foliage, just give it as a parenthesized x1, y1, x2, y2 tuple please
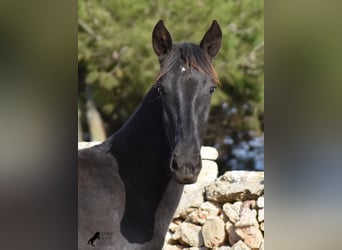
(78, 0, 264, 134)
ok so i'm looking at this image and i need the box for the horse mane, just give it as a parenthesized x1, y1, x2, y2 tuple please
(155, 43, 220, 85)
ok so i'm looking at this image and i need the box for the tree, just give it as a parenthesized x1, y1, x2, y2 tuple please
(78, 0, 264, 140)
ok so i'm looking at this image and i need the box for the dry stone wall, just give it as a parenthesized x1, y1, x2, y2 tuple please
(163, 148, 264, 250)
(78, 142, 264, 250)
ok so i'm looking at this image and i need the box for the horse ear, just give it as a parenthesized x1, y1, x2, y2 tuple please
(152, 20, 173, 59)
(200, 20, 222, 59)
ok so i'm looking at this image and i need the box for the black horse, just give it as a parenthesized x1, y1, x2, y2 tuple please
(78, 20, 222, 250)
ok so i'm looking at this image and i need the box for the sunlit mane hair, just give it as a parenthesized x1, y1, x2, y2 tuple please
(155, 43, 220, 85)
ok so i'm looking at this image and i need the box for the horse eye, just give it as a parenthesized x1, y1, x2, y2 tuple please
(209, 86, 217, 94)
(157, 85, 165, 95)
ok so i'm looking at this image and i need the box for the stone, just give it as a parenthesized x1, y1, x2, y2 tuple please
(225, 221, 241, 245)
(259, 222, 264, 232)
(174, 186, 205, 219)
(256, 196, 264, 208)
(218, 246, 232, 250)
(231, 240, 251, 250)
(202, 216, 226, 248)
(174, 160, 218, 218)
(242, 200, 256, 209)
(186, 207, 198, 214)
(162, 244, 184, 250)
(188, 201, 221, 225)
(201, 146, 219, 160)
(219, 210, 229, 222)
(257, 209, 264, 222)
(169, 222, 180, 233)
(164, 231, 174, 244)
(222, 201, 242, 224)
(183, 247, 207, 250)
(172, 224, 181, 241)
(205, 171, 264, 203)
(235, 226, 263, 250)
(174, 218, 183, 224)
(200, 201, 221, 216)
(259, 240, 264, 250)
(179, 206, 198, 220)
(198, 160, 219, 183)
(188, 209, 209, 225)
(235, 208, 258, 227)
(179, 222, 204, 247)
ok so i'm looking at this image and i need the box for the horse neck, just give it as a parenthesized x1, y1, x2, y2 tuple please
(108, 86, 173, 199)
(109, 87, 169, 165)
(106, 87, 184, 245)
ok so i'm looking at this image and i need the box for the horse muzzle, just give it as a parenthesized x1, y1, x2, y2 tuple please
(170, 154, 202, 184)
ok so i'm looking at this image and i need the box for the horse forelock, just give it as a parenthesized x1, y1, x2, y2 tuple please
(155, 43, 220, 85)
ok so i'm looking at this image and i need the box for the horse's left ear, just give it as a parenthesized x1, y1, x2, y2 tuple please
(200, 20, 222, 59)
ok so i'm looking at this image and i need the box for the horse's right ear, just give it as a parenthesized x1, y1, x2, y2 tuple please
(152, 20, 173, 60)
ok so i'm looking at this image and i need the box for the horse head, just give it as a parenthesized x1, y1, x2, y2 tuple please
(152, 20, 222, 184)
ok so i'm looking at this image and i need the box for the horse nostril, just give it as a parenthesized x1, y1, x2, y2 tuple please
(171, 159, 179, 171)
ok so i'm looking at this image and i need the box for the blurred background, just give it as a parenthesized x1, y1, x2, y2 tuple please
(1, 0, 341, 249)
(78, 0, 264, 172)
